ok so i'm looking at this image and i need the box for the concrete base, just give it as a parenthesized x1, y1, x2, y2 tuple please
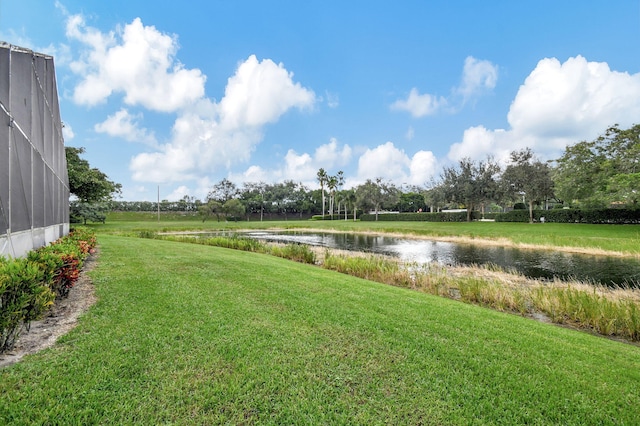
(0, 224, 69, 258)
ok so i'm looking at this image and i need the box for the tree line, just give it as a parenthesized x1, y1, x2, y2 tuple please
(68, 124, 639, 223)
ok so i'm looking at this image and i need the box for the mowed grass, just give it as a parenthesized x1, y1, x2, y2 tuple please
(2, 235, 639, 424)
(98, 212, 640, 256)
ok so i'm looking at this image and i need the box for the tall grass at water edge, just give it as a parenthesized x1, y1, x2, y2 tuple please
(323, 252, 640, 342)
(144, 232, 317, 265)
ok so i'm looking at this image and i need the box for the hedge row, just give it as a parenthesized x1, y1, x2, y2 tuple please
(495, 208, 640, 224)
(358, 209, 639, 224)
(360, 212, 483, 222)
(0, 228, 96, 353)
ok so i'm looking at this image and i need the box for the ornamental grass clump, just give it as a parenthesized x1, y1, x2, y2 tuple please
(201, 234, 267, 253)
(530, 283, 640, 340)
(270, 243, 317, 264)
(456, 276, 530, 314)
(323, 252, 413, 287)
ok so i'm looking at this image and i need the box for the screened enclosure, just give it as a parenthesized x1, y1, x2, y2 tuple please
(0, 42, 69, 258)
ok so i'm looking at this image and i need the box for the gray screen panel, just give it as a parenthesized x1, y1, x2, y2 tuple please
(33, 150, 45, 228)
(9, 49, 32, 141)
(0, 111, 9, 235)
(0, 44, 9, 110)
(10, 130, 32, 231)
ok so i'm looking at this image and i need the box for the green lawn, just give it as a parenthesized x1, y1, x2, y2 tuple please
(1, 235, 639, 424)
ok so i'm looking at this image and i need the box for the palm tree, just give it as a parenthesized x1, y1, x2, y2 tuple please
(327, 175, 338, 218)
(343, 189, 357, 221)
(317, 168, 327, 217)
(335, 171, 345, 218)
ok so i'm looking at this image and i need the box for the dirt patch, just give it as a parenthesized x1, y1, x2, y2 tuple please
(0, 251, 98, 369)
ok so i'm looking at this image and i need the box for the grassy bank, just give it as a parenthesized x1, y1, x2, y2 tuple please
(155, 233, 640, 341)
(2, 235, 639, 424)
(97, 212, 640, 256)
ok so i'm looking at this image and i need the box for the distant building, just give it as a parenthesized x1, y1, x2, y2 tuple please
(0, 42, 69, 258)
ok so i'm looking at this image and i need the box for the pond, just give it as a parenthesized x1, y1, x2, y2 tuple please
(241, 231, 640, 288)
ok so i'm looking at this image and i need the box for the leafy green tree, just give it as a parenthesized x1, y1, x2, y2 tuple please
(355, 178, 399, 221)
(423, 181, 446, 213)
(553, 124, 639, 207)
(66, 147, 121, 203)
(553, 138, 607, 207)
(502, 148, 554, 223)
(69, 202, 107, 224)
(396, 192, 426, 212)
(207, 178, 239, 203)
(198, 200, 222, 222)
(222, 199, 246, 221)
(66, 147, 120, 224)
(240, 182, 267, 220)
(441, 157, 501, 221)
(267, 181, 310, 219)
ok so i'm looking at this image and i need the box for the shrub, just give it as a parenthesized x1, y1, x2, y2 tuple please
(360, 211, 479, 222)
(0, 259, 55, 352)
(0, 228, 97, 353)
(495, 208, 640, 224)
(29, 228, 96, 299)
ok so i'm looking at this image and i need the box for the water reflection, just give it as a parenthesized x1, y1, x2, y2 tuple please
(242, 231, 640, 288)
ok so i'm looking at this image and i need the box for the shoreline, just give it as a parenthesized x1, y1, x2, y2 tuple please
(161, 227, 638, 259)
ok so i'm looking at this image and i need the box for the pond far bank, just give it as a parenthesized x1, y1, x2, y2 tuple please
(161, 225, 640, 259)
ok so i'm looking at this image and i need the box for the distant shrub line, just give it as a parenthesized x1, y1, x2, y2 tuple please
(360, 208, 640, 224)
(495, 208, 640, 224)
(0, 228, 97, 353)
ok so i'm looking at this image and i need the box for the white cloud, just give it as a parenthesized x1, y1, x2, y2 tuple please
(282, 150, 316, 182)
(219, 55, 315, 129)
(508, 55, 640, 144)
(62, 122, 75, 141)
(409, 151, 438, 185)
(390, 88, 447, 118)
(448, 56, 640, 163)
(448, 126, 512, 163)
(405, 126, 415, 140)
(228, 138, 352, 188)
(67, 16, 206, 111)
(165, 185, 190, 201)
(120, 184, 150, 201)
(230, 165, 270, 184)
(456, 56, 498, 101)
(391, 56, 498, 117)
(314, 138, 352, 167)
(325, 91, 340, 108)
(95, 108, 157, 146)
(357, 142, 437, 186)
(129, 55, 316, 183)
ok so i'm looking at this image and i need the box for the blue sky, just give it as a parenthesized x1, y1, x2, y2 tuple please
(2, 1, 639, 201)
